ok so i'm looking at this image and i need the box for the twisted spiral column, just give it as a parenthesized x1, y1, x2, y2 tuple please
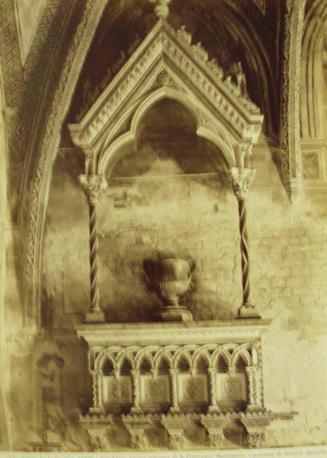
(169, 369, 179, 413)
(208, 367, 220, 412)
(245, 365, 261, 411)
(131, 369, 142, 413)
(89, 369, 105, 415)
(89, 201, 99, 313)
(238, 198, 250, 306)
(229, 167, 260, 319)
(80, 174, 107, 322)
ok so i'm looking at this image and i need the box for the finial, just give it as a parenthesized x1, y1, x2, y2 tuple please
(149, 0, 171, 19)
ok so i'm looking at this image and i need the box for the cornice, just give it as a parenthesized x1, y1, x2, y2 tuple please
(75, 319, 271, 347)
(68, 19, 263, 152)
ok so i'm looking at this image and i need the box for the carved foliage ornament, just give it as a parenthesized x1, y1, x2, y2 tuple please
(229, 167, 256, 200)
(79, 174, 107, 205)
(149, 0, 171, 19)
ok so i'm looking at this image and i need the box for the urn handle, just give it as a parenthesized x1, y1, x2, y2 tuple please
(188, 259, 195, 276)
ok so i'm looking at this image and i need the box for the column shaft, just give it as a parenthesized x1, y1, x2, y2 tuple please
(238, 197, 250, 306)
(89, 202, 100, 313)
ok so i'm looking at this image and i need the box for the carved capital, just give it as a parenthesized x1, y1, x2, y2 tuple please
(229, 167, 255, 200)
(149, 0, 171, 19)
(79, 174, 107, 205)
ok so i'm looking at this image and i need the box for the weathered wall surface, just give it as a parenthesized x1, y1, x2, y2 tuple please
(0, 68, 10, 451)
(2, 0, 327, 451)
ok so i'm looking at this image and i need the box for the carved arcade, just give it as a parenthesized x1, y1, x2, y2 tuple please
(76, 320, 280, 450)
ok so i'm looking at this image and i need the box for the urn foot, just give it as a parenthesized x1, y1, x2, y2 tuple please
(156, 306, 193, 322)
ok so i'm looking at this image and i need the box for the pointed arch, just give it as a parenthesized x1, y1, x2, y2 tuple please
(301, 0, 327, 137)
(156, 355, 171, 374)
(117, 353, 135, 373)
(22, 0, 108, 327)
(136, 353, 153, 372)
(212, 348, 231, 371)
(173, 350, 192, 371)
(101, 356, 115, 375)
(154, 350, 173, 370)
(192, 348, 210, 369)
(231, 349, 252, 368)
(97, 87, 238, 175)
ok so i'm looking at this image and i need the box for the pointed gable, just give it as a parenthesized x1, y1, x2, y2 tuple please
(68, 18, 263, 171)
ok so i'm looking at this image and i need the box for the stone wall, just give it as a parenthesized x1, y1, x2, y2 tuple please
(38, 132, 327, 449)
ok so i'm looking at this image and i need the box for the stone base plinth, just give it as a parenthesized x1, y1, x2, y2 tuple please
(156, 306, 193, 322)
(238, 304, 261, 319)
(84, 310, 105, 323)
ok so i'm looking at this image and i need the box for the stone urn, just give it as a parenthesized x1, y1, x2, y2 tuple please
(143, 256, 194, 322)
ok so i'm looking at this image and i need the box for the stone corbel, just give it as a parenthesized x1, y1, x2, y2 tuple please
(79, 414, 113, 451)
(79, 174, 107, 322)
(200, 413, 227, 447)
(229, 167, 260, 319)
(161, 414, 189, 450)
(122, 414, 150, 449)
(87, 425, 108, 451)
(240, 413, 272, 449)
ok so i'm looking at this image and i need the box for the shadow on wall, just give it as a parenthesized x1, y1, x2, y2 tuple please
(44, 98, 240, 326)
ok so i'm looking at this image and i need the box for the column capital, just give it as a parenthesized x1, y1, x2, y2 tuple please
(228, 167, 255, 200)
(79, 174, 107, 205)
(245, 365, 256, 375)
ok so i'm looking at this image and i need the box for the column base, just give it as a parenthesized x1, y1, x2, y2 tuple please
(208, 405, 221, 413)
(238, 303, 261, 319)
(84, 310, 105, 323)
(169, 406, 181, 414)
(130, 406, 143, 414)
(88, 406, 106, 415)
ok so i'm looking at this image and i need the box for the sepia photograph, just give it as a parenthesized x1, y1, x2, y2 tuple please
(0, 0, 327, 456)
